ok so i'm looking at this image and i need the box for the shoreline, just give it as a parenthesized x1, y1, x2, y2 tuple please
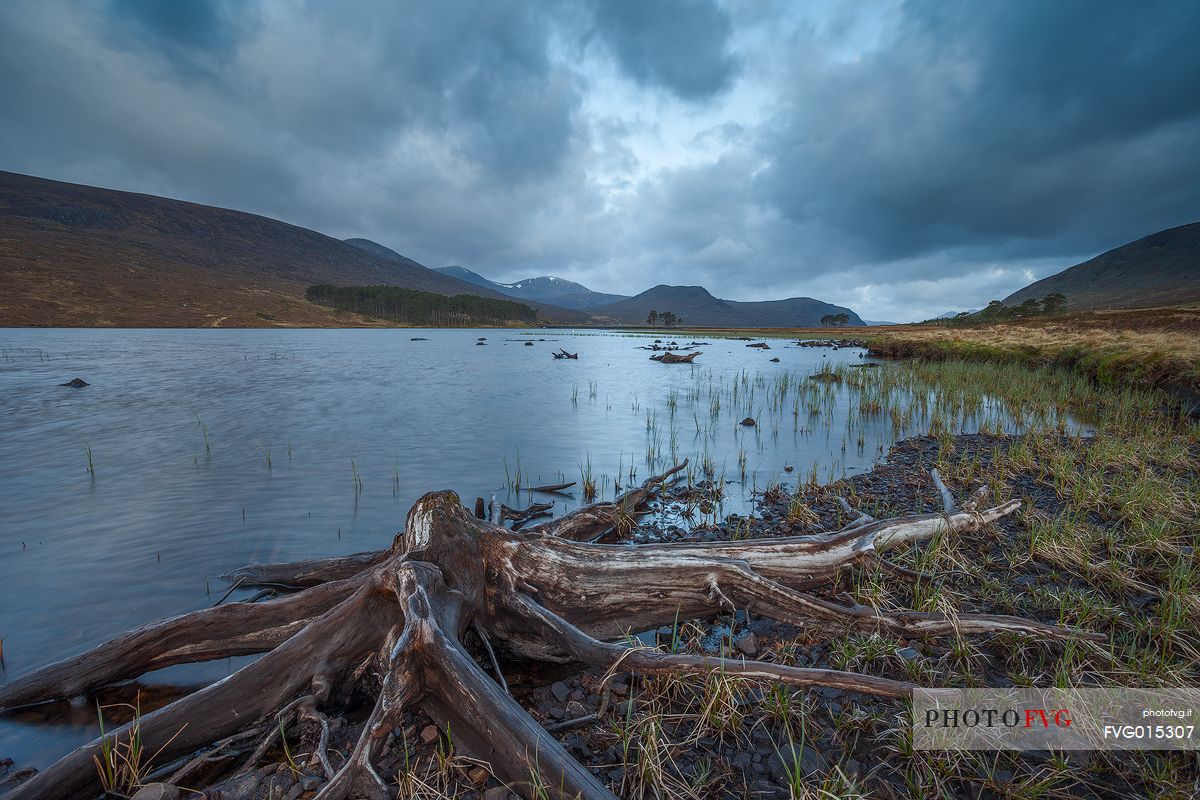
(7, 424, 1190, 799)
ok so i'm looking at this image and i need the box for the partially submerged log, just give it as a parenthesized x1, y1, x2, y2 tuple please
(498, 500, 554, 528)
(528, 480, 576, 494)
(0, 466, 1101, 800)
(651, 350, 700, 363)
(551, 349, 578, 359)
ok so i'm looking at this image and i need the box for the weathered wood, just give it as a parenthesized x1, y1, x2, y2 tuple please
(499, 500, 554, 527)
(526, 459, 688, 542)
(651, 350, 700, 363)
(3, 470, 1101, 800)
(528, 480, 576, 494)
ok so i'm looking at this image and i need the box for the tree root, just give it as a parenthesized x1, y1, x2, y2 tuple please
(1, 469, 1102, 800)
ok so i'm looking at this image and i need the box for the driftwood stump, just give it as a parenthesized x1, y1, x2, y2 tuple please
(0, 464, 1099, 799)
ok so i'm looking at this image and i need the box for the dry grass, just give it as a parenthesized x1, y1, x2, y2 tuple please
(863, 307, 1200, 393)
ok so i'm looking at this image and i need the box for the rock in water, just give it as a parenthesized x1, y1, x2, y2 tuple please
(60, 378, 89, 387)
(740, 417, 756, 426)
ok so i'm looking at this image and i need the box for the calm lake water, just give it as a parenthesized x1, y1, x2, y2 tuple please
(0, 327, 1031, 768)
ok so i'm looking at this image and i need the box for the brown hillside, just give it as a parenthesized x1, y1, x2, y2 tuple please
(0, 171, 583, 326)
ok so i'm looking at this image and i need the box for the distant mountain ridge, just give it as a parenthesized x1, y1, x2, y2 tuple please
(1004, 222, 1200, 310)
(0, 170, 864, 328)
(341, 239, 587, 322)
(432, 266, 629, 310)
(592, 284, 865, 327)
(0, 170, 557, 326)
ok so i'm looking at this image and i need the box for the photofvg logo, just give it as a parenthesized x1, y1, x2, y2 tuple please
(913, 688, 1200, 751)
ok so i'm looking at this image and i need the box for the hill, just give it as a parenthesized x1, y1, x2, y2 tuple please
(342, 237, 428, 270)
(1004, 222, 1200, 310)
(593, 285, 864, 327)
(432, 266, 628, 310)
(0, 171, 581, 326)
(430, 265, 498, 290)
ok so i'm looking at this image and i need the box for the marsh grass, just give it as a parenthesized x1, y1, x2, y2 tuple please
(582, 354, 1197, 799)
(93, 693, 185, 795)
(192, 413, 211, 456)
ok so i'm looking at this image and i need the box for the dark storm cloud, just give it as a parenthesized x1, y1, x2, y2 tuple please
(0, 0, 1197, 321)
(107, 0, 248, 52)
(757, 0, 1200, 265)
(589, 0, 740, 99)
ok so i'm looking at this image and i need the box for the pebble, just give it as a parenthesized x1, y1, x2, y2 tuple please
(750, 778, 785, 798)
(565, 700, 588, 718)
(468, 766, 490, 784)
(896, 646, 920, 661)
(131, 785, 180, 800)
(734, 632, 758, 656)
(420, 724, 440, 744)
(550, 681, 571, 703)
(563, 734, 590, 758)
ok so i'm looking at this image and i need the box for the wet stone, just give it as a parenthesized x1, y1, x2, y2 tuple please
(734, 632, 758, 656)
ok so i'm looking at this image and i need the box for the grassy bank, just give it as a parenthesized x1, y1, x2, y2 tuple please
(862, 307, 1200, 398)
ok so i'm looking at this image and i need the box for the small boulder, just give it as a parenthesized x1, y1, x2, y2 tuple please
(734, 633, 758, 657)
(769, 357, 780, 362)
(131, 784, 181, 800)
(896, 646, 920, 661)
(60, 377, 89, 387)
(740, 417, 756, 426)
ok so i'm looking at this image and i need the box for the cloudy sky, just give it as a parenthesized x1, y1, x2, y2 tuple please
(3, 0, 1199, 321)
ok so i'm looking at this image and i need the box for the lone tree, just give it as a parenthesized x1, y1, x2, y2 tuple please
(658, 311, 678, 328)
(820, 313, 850, 327)
(0, 464, 1098, 799)
(1041, 292, 1067, 314)
(645, 310, 658, 326)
